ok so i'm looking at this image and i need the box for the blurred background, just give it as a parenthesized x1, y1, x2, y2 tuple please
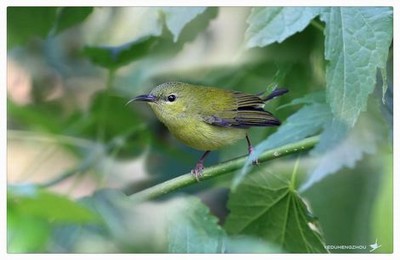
(7, 7, 392, 253)
(8, 7, 320, 197)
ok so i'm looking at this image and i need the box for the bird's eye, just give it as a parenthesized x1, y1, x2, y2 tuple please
(167, 94, 177, 102)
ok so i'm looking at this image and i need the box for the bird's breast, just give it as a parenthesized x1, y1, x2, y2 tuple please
(165, 117, 247, 151)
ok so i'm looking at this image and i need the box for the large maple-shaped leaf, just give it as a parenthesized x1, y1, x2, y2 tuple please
(167, 196, 282, 253)
(226, 170, 327, 253)
(320, 7, 392, 126)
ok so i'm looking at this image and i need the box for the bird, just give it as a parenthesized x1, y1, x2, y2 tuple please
(128, 81, 288, 181)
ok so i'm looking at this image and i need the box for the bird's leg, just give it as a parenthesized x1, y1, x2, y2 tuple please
(246, 134, 259, 165)
(192, 150, 211, 181)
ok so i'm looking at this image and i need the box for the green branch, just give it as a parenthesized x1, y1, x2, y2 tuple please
(129, 135, 320, 202)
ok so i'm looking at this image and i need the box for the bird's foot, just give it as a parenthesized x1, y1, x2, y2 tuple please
(248, 145, 259, 165)
(191, 151, 210, 182)
(191, 162, 204, 182)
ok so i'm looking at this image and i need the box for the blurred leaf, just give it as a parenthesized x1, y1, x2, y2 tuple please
(370, 153, 393, 253)
(83, 7, 217, 70)
(320, 7, 393, 126)
(256, 103, 330, 150)
(8, 101, 66, 134)
(300, 115, 381, 191)
(8, 208, 50, 253)
(302, 152, 385, 253)
(67, 189, 168, 253)
(278, 91, 325, 110)
(79, 90, 150, 157)
(161, 7, 218, 49)
(145, 143, 201, 180)
(7, 7, 58, 48)
(235, 102, 331, 189)
(136, 7, 218, 61)
(223, 236, 284, 253)
(160, 7, 207, 42)
(80, 190, 137, 241)
(225, 170, 327, 253)
(51, 189, 138, 253)
(246, 7, 321, 48)
(8, 186, 99, 253)
(168, 197, 225, 253)
(52, 191, 284, 253)
(8, 186, 98, 223)
(83, 35, 158, 70)
(53, 7, 93, 35)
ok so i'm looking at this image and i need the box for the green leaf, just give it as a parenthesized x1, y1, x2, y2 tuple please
(146, 7, 218, 57)
(83, 7, 217, 69)
(8, 186, 98, 224)
(320, 7, 393, 126)
(73, 189, 170, 253)
(7, 7, 58, 48)
(301, 152, 388, 253)
(53, 191, 283, 253)
(78, 90, 150, 157)
(277, 91, 325, 110)
(160, 7, 207, 42)
(235, 102, 331, 189)
(223, 236, 284, 253)
(256, 102, 330, 152)
(83, 35, 158, 70)
(53, 7, 93, 35)
(167, 196, 283, 253)
(311, 118, 349, 154)
(8, 207, 50, 253)
(7, 101, 67, 134)
(167, 197, 226, 253)
(300, 115, 381, 191)
(246, 7, 321, 48)
(79, 190, 139, 242)
(225, 170, 327, 253)
(160, 7, 218, 47)
(370, 154, 393, 253)
(51, 189, 131, 253)
(8, 186, 99, 252)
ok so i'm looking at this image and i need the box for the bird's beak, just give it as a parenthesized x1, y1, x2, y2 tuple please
(126, 94, 157, 105)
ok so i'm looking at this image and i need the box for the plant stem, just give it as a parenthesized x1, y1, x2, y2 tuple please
(129, 135, 320, 202)
(289, 155, 301, 191)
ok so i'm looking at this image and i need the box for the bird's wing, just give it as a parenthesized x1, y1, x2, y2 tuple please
(202, 92, 281, 128)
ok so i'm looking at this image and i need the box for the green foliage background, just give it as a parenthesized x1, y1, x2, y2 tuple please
(7, 7, 392, 253)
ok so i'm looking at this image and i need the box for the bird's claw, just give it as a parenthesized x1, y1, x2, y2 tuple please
(191, 162, 204, 181)
(252, 158, 259, 165)
(248, 146, 259, 165)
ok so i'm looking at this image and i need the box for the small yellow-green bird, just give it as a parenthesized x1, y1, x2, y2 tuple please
(129, 82, 288, 180)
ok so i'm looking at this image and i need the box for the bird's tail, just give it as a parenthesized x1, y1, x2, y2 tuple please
(262, 88, 289, 102)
